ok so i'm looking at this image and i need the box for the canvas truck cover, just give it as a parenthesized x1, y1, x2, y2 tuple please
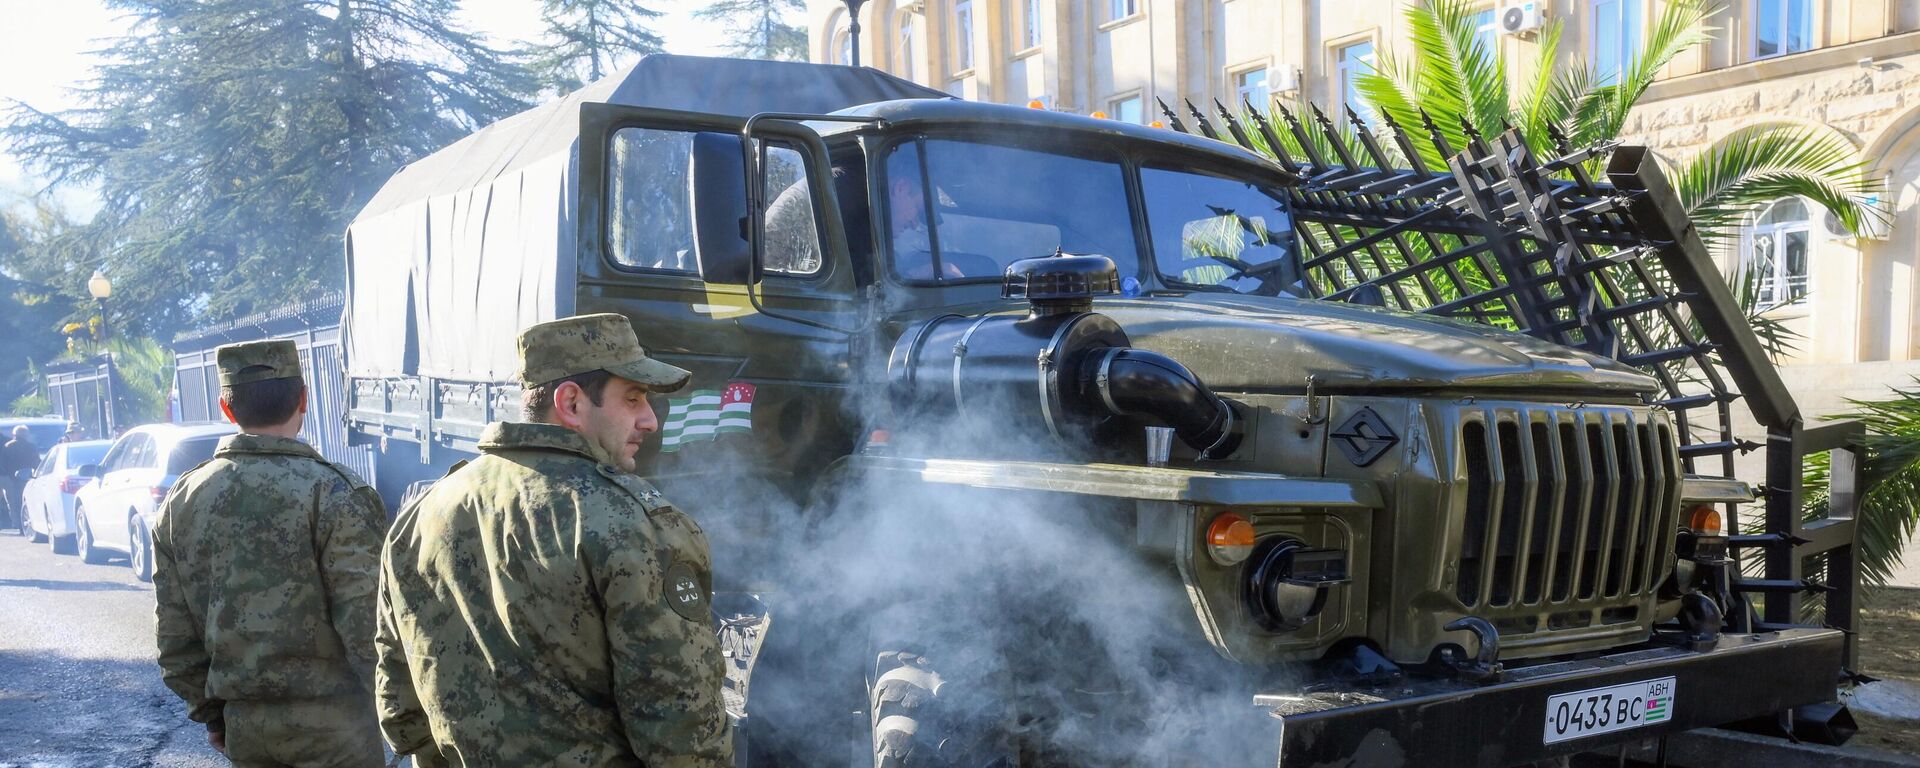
(343, 54, 947, 382)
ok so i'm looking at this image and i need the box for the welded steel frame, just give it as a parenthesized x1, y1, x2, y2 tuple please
(1161, 99, 1863, 668)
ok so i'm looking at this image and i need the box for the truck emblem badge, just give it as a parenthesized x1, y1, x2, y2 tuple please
(1331, 408, 1398, 467)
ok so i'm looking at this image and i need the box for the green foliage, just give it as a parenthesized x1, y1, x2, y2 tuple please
(102, 337, 175, 427)
(0, 202, 80, 401)
(2, 0, 534, 340)
(8, 395, 51, 418)
(528, 0, 664, 93)
(695, 0, 806, 62)
(1353, 0, 1881, 246)
(1803, 383, 1920, 586)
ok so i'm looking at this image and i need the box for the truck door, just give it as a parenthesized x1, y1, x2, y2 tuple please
(575, 103, 860, 476)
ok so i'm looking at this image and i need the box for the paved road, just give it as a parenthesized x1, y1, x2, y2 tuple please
(0, 533, 224, 767)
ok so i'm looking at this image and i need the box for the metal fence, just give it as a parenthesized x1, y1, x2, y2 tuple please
(45, 358, 114, 440)
(171, 295, 372, 483)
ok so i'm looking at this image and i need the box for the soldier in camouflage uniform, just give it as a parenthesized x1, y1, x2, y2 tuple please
(152, 340, 388, 767)
(376, 313, 732, 767)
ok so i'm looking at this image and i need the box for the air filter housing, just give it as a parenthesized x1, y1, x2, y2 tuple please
(1002, 253, 1119, 316)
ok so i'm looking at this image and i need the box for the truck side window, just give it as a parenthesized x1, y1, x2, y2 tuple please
(607, 127, 823, 277)
(609, 128, 698, 273)
(759, 145, 826, 276)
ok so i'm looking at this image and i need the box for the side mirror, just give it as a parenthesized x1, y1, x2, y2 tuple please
(690, 131, 756, 286)
(76, 463, 102, 479)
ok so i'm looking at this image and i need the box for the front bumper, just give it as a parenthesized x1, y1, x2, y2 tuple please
(1265, 628, 1843, 767)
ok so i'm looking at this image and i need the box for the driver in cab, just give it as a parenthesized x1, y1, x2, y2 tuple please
(887, 165, 966, 281)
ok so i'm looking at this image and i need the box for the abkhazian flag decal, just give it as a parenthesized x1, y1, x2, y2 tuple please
(661, 382, 755, 452)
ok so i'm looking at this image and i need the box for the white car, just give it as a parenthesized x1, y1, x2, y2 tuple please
(72, 422, 234, 581)
(19, 439, 113, 554)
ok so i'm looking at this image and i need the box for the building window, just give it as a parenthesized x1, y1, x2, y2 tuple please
(1592, 0, 1642, 84)
(1471, 8, 1498, 55)
(835, 27, 853, 66)
(1110, 94, 1144, 124)
(1744, 197, 1812, 306)
(1337, 40, 1376, 122)
(898, 14, 915, 80)
(954, 0, 974, 72)
(1024, 0, 1044, 49)
(1235, 66, 1270, 110)
(1753, 0, 1812, 59)
(1110, 0, 1138, 22)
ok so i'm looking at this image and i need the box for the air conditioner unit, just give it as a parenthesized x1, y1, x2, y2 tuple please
(1500, 1, 1545, 36)
(1272, 66, 1302, 95)
(1824, 197, 1893, 241)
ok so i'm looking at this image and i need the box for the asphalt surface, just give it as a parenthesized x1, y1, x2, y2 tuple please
(0, 532, 225, 767)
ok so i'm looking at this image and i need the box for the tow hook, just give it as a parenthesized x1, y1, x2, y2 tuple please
(1440, 617, 1506, 683)
(1676, 592, 1724, 651)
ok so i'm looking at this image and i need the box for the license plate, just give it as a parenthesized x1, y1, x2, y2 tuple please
(1543, 677, 1676, 745)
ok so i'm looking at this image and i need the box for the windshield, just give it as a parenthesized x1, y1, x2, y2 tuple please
(65, 443, 109, 467)
(883, 138, 1137, 283)
(880, 137, 1300, 296)
(1140, 165, 1301, 296)
(167, 437, 222, 475)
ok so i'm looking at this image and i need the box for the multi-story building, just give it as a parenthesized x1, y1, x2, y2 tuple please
(809, 0, 1920, 580)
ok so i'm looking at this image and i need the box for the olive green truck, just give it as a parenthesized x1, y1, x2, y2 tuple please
(342, 56, 1866, 767)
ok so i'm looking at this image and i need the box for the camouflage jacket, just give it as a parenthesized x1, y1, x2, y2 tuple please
(152, 433, 387, 729)
(376, 422, 731, 768)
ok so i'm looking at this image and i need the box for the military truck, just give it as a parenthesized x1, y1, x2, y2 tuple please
(342, 55, 1866, 766)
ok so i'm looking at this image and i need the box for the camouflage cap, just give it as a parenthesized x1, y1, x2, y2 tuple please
(216, 340, 302, 386)
(516, 313, 690, 393)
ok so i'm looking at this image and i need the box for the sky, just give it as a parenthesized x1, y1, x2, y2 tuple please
(0, 0, 740, 217)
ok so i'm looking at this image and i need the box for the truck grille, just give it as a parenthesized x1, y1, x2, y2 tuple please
(1454, 406, 1681, 614)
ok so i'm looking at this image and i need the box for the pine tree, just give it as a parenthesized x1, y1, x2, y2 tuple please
(528, 0, 665, 93)
(1, 0, 534, 338)
(695, 0, 806, 62)
(0, 202, 85, 402)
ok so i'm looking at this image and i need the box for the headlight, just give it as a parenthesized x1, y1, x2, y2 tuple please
(1243, 537, 1348, 631)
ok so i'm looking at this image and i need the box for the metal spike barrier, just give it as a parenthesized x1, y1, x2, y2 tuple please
(1161, 102, 1865, 664)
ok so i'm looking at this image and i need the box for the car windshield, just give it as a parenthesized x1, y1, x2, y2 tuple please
(167, 437, 222, 475)
(65, 444, 109, 468)
(883, 138, 1138, 283)
(881, 137, 1301, 296)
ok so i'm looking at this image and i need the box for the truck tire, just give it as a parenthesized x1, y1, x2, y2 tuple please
(868, 648, 1010, 768)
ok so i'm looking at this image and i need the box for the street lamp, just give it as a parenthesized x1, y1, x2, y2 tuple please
(87, 269, 111, 344)
(841, 0, 869, 67)
(86, 269, 115, 434)
(86, 269, 111, 300)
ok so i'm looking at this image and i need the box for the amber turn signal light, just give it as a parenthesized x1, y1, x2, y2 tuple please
(1686, 504, 1725, 537)
(1207, 512, 1257, 566)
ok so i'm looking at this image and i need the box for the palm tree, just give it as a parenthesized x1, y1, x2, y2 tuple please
(1335, 0, 1912, 586)
(1354, 0, 1880, 241)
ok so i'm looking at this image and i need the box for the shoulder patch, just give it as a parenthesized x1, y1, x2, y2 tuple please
(594, 465, 672, 514)
(663, 560, 711, 622)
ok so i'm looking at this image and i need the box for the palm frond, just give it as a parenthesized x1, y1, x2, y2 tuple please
(1672, 124, 1884, 243)
(1803, 381, 1920, 587)
(1591, 0, 1716, 142)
